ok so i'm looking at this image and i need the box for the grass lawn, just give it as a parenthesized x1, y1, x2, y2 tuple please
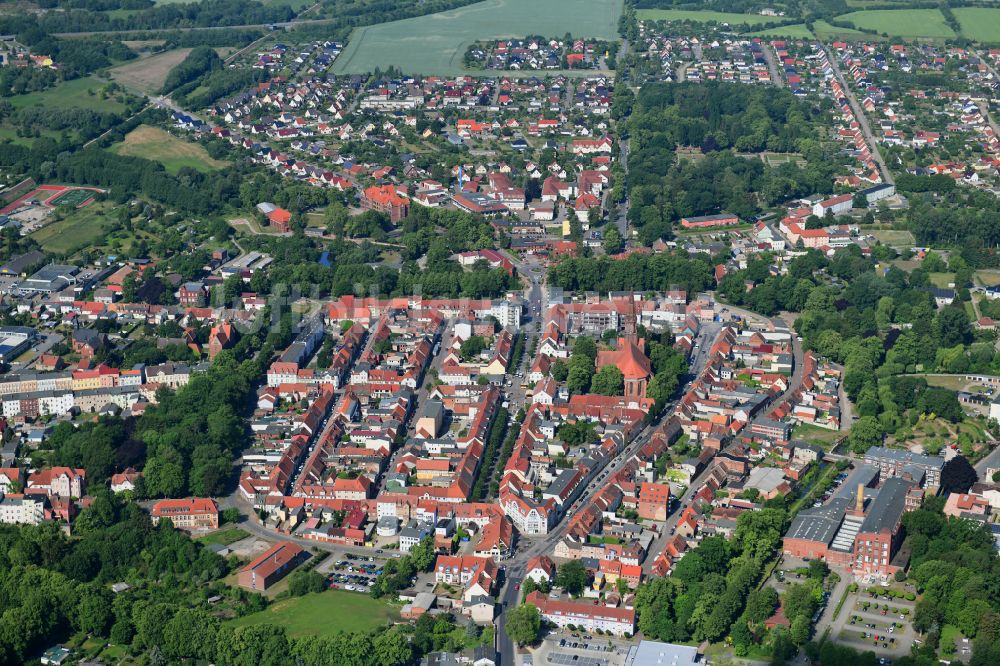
(30, 203, 115, 254)
(750, 24, 815, 39)
(838, 9, 956, 39)
(869, 229, 915, 247)
(113, 125, 229, 174)
(0, 126, 66, 147)
(636, 9, 776, 25)
(196, 527, 250, 546)
(97, 644, 127, 660)
(792, 422, 843, 447)
(928, 272, 954, 289)
(7, 76, 127, 113)
(332, 0, 621, 76)
(760, 152, 807, 168)
(953, 8, 1000, 44)
(227, 591, 397, 638)
(664, 468, 689, 483)
(976, 269, 1000, 287)
(923, 374, 975, 391)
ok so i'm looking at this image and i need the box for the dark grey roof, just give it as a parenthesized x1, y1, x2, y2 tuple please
(860, 477, 911, 534)
(865, 446, 943, 471)
(786, 497, 850, 545)
(833, 464, 879, 501)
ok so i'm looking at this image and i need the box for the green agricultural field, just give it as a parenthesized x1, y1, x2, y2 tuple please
(838, 9, 956, 39)
(332, 0, 622, 76)
(636, 9, 776, 25)
(227, 591, 397, 638)
(30, 204, 115, 255)
(750, 24, 814, 39)
(953, 8, 1000, 44)
(812, 19, 868, 39)
(113, 125, 229, 174)
(8, 76, 128, 112)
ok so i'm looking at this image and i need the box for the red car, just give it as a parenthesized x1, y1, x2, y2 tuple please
(514, 583, 520, 591)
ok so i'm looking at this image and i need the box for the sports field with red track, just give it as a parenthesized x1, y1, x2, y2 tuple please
(0, 184, 104, 216)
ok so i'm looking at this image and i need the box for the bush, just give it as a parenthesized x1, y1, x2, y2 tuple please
(905, 592, 916, 601)
(288, 570, 326, 597)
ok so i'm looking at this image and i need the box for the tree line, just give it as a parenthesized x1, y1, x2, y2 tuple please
(0, 0, 295, 34)
(161, 45, 222, 94)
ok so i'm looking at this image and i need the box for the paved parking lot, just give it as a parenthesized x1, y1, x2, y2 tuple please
(530, 635, 630, 666)
(546, 653, 608, 666)
(318, 552, 388, 594)
(831, 589, 917, 659)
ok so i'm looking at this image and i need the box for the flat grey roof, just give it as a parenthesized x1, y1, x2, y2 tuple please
(860, 477, 911, 535)
(785, 497, 850, 545)
(626, 640, 700, 666)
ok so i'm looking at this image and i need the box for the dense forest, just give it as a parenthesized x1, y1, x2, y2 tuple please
(0, 497, 233, 665)
(623, 82, 842, 243)
(237, 228, 515, 302)
(893, 499, 1000, 666)
(902, 188, 1000, 267)
(174, 66, 266, 110)
(0, 105, 245, 216)
(548, 251, 716, 296)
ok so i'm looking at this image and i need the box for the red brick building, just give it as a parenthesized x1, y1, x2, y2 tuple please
(782, 477, 912, 578)
(596, 339, 653, 399)
(267, 207, 292, 233)
(150, 498, 219, 530)
(237, 540, 306, 591)
(637, 482, 671, 521)
(362, 185, 410, 223)
(208, 322, 235, 359)
(679, 213, 740, 229)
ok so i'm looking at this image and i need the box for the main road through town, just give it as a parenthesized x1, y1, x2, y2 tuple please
(495, 320, 727, 666)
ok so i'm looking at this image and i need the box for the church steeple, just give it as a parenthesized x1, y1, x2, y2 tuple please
(624, 291, 638, 343)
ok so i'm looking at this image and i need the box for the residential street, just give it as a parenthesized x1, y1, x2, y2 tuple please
(820, 43, 895, 185)
(760, 42, 784, 87)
